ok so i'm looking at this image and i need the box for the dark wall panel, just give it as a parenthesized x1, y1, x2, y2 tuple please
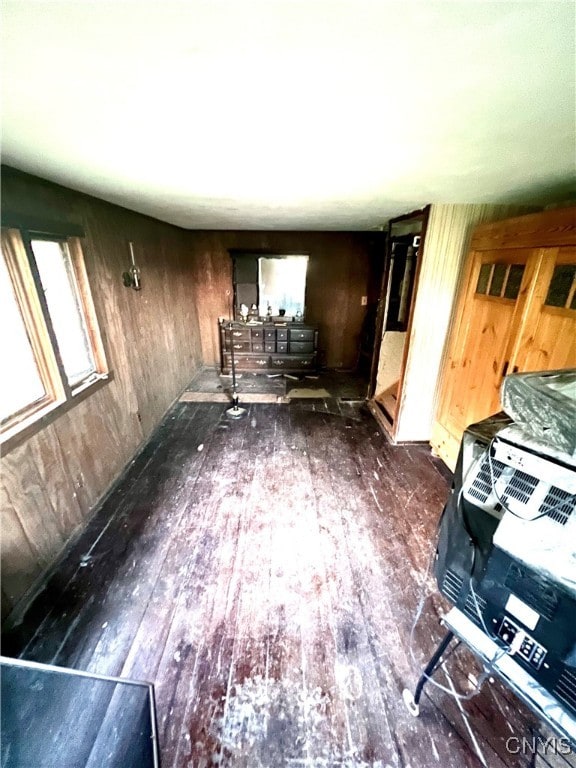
(187, 231, 376, 369)
(1, 167, 204, 617)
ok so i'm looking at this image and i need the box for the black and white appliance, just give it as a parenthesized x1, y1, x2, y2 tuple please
(434, 369, 576, 732)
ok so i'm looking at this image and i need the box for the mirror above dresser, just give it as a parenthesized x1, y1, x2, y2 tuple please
(230, 251, 308, 322)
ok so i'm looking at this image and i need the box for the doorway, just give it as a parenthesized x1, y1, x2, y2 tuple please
(357, 232, 387, 381)
(368, 207, 429, 438)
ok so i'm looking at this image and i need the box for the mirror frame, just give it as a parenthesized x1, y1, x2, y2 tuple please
(229, 250, 309, 321)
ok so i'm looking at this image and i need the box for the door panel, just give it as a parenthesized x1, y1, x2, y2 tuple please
(512, 246, 576, 372)
(438, 248, 540, 445)
(432, 208, 576, 470)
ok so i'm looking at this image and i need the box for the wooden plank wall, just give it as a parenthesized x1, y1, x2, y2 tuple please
(185, 231, 376, 370)
(1, 167, 204, 618)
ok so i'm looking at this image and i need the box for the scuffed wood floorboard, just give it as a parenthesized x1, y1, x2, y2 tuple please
(302, 408, 476, 768)
(4, 401, 560, 768)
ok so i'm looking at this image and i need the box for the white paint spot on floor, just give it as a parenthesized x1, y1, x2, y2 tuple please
(369, 486, 383, 513)
(429, 734, 440, 761)
(335, 662, 363, 700)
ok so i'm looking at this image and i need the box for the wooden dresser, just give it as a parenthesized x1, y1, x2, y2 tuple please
(219, 321, 318, 375)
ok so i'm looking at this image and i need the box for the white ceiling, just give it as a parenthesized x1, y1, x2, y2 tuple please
(2, 1, 575, 230)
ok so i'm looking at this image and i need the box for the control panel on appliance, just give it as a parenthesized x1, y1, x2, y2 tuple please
(497, 616, 547, 670)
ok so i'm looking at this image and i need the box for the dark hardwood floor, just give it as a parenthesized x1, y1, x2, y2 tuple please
(3, 398, 563, 767)
(182, 367, 370, 402)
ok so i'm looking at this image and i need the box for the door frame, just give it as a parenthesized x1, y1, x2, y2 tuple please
(368, 207, 430, 431)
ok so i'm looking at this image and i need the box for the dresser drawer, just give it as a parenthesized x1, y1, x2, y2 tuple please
(228, 340, 251, 352)
(291, 356, 315, 368)
(251, 341, 264, 352)
(289, 341, 314, 354)
(229, 328, 251, 341)
(289, 329, 315, 342)
(276, 342, 288, 353)
(243, 356, 271, 370)
(250, 329, 264, 340)
(223, 354, 270, 370)
(265, 329, 276, 340)
(276, 329, 288, 341)
(270, 355, 315, 369)
(264, 342, 276, 353)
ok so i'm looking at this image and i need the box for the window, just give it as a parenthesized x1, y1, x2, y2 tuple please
(1, 227, 108, 444)
(545, 264, 576, 309)
(475, 262, 525, 300)
(0, 252, 47, 421)
(32, 238, 97, 386)
(385, 235, 419, 332)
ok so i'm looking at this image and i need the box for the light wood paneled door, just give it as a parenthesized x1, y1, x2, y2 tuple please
(437, 248, 538, 444)
(431, 207, 576, 469)
(512, 245, 576, 372)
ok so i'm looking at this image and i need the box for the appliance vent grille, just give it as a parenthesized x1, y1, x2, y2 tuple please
(505, 564, 558, 622)
(442, 569, 463, 604)
(464, 591, 486, 626)
(500, 468, 539, 507)
(468, 458, 505, 503)
(553, 668, 576, 715)
(539, 486, 575, 525)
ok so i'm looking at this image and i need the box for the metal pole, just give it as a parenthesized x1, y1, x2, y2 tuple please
(226, 321, 246, 418)
(403, 629, 455, 716)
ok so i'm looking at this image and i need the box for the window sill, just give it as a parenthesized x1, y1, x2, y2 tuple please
(1, 371, 114, 456)
(71, 371, 110, 397)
